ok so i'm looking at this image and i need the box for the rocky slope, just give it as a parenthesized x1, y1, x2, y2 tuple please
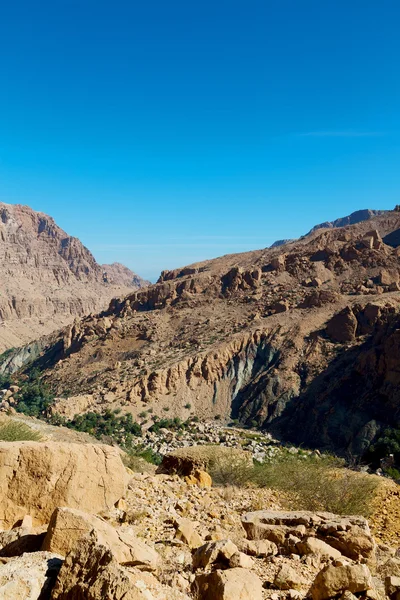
(0, 202, 147, 351)
(0, 435, 399, 600)
(5, 206, 400, 458)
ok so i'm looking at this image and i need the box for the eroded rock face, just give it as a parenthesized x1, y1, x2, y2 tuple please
(0, 442, 127, 528)
(241, 511, 375, 562)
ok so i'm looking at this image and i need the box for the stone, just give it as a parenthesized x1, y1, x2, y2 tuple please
(240, 539, 278, 557)
(193, 539, 238, 569)
(326, 307, 358, 342)
(184, 469, 212, 488)
(0, 551, 62, 600)
(296, 537, 342, 559)
(175, 518, 204, 549)
(385, 576, 400, 600)
(310, 564, 373, 600)
(0, 525, 46, 558)
(192, 567, 263, 600)
(158, 446, 251, 477)
(0, 442, 127, 528)
(42, 507, 160, 571)
(51, 531, 189, 600)
(228, 551, 255, 569)
(241, 510, 374, 562)
(274, 565, 306, 591)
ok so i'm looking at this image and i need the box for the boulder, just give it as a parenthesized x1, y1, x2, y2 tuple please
(42, 507, 160, 571)
(296, 537, 342, 559)
(0, 551, 62, 600)
(51, 531, 188, 600)
(326, 307, 358, 343)
(274, 564, 306, 591)
(228, 551, 255, 569)
(158, 445, 251, 477)
(241, 510, 374, 562)
(0, 525, 46, 558)
(0, 442, 127, 528)
(193, 539, 238, 569)
(310, 564, 373, 600)
(184, 469, 212, 488)
(239, 539, 278, 557)
(192, 567, 263, 600)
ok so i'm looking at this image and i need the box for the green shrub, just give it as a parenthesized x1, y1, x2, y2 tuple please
(0, 419, 42, 442)
(14, 371, 55, 418)
(184, 403, 191, 410)
(66, 410, 141, 446)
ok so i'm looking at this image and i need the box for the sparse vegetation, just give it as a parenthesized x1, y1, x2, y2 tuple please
(0, 419, 42, 442)
(209, 450, 378, 517)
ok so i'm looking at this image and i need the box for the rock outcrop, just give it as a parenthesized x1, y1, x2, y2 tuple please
(0, 442, 127, 527)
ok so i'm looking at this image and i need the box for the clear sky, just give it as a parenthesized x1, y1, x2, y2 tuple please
(0, 1, 399, 281)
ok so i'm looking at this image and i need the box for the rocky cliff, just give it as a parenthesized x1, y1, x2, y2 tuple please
(5, 207, 400, 458)
(0, 202, 147, 351)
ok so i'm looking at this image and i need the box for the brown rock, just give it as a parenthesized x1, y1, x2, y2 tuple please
(193, 539, 238, 569)
(296, 537, 342, 559)
(274, 565, 306, 591)
(310, 564, 373, 600)
(51, 531, 156, 600)
(175, 518, 204, 549)
(326, 307, 357, 342)
(240, 539, 278, 557)
(192, 567, 263, 600)
(0, 442, 127, 528)
(184, 469, 212, 488)
(42, 507, 161, 571)
(385, 575, 400, 600)
(228, 551, 255, 569)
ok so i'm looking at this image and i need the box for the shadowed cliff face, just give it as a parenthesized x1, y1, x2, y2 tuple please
(274, 308, 400, 456)
(0, 202, 147, 351)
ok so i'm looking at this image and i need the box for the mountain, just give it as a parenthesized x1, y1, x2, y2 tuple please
(5, 206, 400, 459)
(308, 208, 388, 233)
(0, 202, 147, 351)
(269, 208, 387, 248)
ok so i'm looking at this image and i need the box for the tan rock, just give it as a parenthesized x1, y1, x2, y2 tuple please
(193, 539, 238, 569)
(385, 576, 400, 600)
(42, 507, 160, 571)
(0, 551, 62, 600)
(192, 567, 263, 600)
(310, 564, 373, 600)
(51, 531, 189, 600)
(228, 551, 255, 569)
(175, 518, 204, 549)
(184, 469, 212, 488)
(240, 539, 278, 557)
(274, 565, 306, 591)
(296, 537, 342, 559)
(0, 442, 127, 528)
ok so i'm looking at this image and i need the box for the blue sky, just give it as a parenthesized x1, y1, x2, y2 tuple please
(0, 0, 399, 281)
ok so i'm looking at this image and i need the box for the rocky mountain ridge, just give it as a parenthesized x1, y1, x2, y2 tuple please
(0, 202, 147, 351)
(4, 207, 400, 459)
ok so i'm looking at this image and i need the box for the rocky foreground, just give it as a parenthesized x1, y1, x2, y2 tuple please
(0, 439, 400, 600)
